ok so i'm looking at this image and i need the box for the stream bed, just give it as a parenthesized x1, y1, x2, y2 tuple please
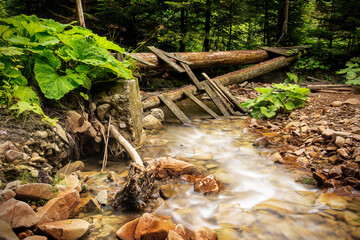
(80, 115, 360, 239)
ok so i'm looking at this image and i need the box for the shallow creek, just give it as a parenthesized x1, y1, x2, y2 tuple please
(80, 114, 360, 239)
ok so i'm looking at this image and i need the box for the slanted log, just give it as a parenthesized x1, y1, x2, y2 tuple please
(142, 56, 297, 111)
(134, 50, 269, 70)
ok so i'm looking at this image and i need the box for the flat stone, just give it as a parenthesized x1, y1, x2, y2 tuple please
(268, 152, 284, 164)
(143, 115, 162, 130)
(24, 236, 48, 240)
(0, 220, 19, 240)
(344, 210, 360, 226)
(155, 156, 201, 178)
(331, 101, 343, 107)
(73, 197, 102, 215)
(135, 213, 176, 240)
(54, 124, 69, 144)
(0, 189, 16, 205)
(344, 98, 360, 105)
(0, 198, 38, 228)
(174, 224, 196, 240)
(96, 224, 117, 240)
(63, 174, 81, 192)
(15, 183, 53, 201)
(95, 190, 108, 205)
(5, 180, 22, 190)
(166, 230, 184, 240)
(194, 175, 224, 194)
(5, 149, 24, 161)
(194, 226, 218, 240)
(338, 148, 350, 158)
(333, 131, 352, 138)
(150, 108, 165, 122)
(335, 136, 345, 147)
(253, 199, 297, 215)
(35, 131, 48, 139)
(37, 190, 80, 225)
(57, 161, 85, 175)
(321, 129, 335, 140)
(38, 219, 90, 240)
(316, 193, 348, 210)
(160, 185, 178, 199)
(253, 136, 270, 148)
(116, 218, 139, 240)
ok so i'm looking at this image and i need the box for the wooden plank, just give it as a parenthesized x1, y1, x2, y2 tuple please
(175, 53, 204, 90)
(161, 51, 193, 65)
(205, 79, 236, 115)
(158, 94, 192, 124)
(201, 82, 230, 117)
(216, 82, 247, 113)
(184, 91, 218, 119)
(124, 52, 156, 67)
(148, 46, 185, 73)
(260, 47, 291, 57)
(202, 73, 233, 106)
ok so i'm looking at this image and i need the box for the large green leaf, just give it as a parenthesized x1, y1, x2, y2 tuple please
(0, 24, 13, 39)
(0, 46, 23, 56)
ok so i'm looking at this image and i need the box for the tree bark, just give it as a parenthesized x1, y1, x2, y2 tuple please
(203, 0, 211, 51)
(133, 50, 269, 70)
(75, 0, 86, 28)
(179, 8, 187, 52)
(142, 56, 297, 110)
(264, 0, 270, 46)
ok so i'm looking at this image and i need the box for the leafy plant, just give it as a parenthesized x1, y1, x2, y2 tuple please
(336, 57, 360, 85)
(292, 56, 329, 72)
(240, 83, 310, 119)
(284, 72, 299, 83)
(0, 14, 133, 125)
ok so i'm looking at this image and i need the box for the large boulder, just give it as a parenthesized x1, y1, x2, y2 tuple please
(116, 218, 139, 240)
(134, 213, 176, 240)
(0, 189, 16, 205)
(143, 115, 162, 129)
(37, 190, 80, 225)
(194, 226, 218, 240)
(14, 183, 53, 201)
(37, 219, 90, 240)
(0, 198, 38, 228)
(62, 174, 81, 192)
(0, 220, 19, 240)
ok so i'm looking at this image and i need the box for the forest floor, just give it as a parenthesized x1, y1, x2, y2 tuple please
(231, 83, 360, 193)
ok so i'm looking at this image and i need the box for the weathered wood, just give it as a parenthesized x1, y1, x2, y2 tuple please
(142, 56, 297, 111)
(202, 82, 230, 117)
(306, 76, 324, 82)
(161, 51, 193, 65)
(202, 73, 233, 106)
(216, 82, 247, 113)
(260, 47, 291, 57)
(184, 91, 218, 119)
(175, 53, 204, 90)
(205, 79, 235, 115)
(134, 50, 269, 69)
(159, 94, 192, 124)
(124, 52, 156, 67)
(148, 46, 185, 73)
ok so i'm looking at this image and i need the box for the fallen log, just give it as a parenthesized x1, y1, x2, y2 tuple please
(142, 56, 297, 111)
(133, 50, 269, 69)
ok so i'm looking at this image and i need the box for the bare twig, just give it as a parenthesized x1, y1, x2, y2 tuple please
(101, 116, 111, 171)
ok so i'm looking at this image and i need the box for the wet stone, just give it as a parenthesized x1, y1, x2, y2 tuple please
(160, 185, 178, 199)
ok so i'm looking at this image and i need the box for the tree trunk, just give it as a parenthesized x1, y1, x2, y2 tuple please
(75, 0, 86, 28)
(133, 50, 269, 70)
(228, 2, 233, 50)
(264, 0, 270, 46)
(277, 0, 289, 45)
(142, 56, 297, 110)
(179, 7, 187, 52)
(203, 0, 211, 51)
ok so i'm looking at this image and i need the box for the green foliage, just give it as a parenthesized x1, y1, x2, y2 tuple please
(284, 72, 299, 83)
(292, 55, 329, 72)
(337, 57, 360, 85)
(0, 14, 132, 124)
(240, 84, 310, 119)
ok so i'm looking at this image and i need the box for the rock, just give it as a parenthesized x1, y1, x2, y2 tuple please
(63, 174, 81, 192)
(57, 161, 85, 175)
(253, 199, 297, 215)
(166, 230, 184, 240)
(37, 190, 80, 225)
(296, 157, 309, 168)
(194, 175, 224, 194)
(97, 103, 111, 121)
(35, 131, 48, 139)
(316, 193, 348, 210)
(268, 152, 284, 164)
(174, 224, 196, 240)
(15, 183, 53, 201)
(331, 101, 343, 107)
(95, 190, 108, 205)
(5, 149, 24, 161)
(143, 115, 162, 129)
(344, 98, 360, 105)
(333, 131, 352, 138)
(351, 228, 360, 239)
(321, 129, 335, 140)
(344, 210, 360, 226)
(0, 141, 13, 154)
(24, 236, 48, 240)
(30, 170, 39, 178)
(338, 148, 350, 158)
(95, 224, 117, 240)
(54, 124, 69, 145)
(37, 219, 90, 240)
(0, 198, 38, 228)
(116, 218, 139, 240)
(335, 136, 345, 147)
(107, 171, 124, 185)
(73, 197, 102, 215)
(134, 213, 176, 240)
(313, 172, 327, 186)
(194, 226, 218, 240)
(160, 185, 178, 199)
(0, 189, 16, 204)
(253, 136, 270, 147)
(5, 180, 22, 190)
(155, 157, 201, 178)
(150, 108, 165, 122)
(0, 220, 19, 240)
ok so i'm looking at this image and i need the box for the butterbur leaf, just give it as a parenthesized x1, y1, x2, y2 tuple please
(20, 21, 46, 37)
(93, 35, 124, 52)
(0, 25, 13, 39)
(0, 46, 24, 56)
(35, 32, 60, 46)
(255, 87, 272, 94)
(260, 106, 277, 118)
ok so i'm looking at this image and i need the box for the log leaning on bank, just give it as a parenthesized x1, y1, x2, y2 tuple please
(133, 50, 269, 69)
(142, 56, 297, 111)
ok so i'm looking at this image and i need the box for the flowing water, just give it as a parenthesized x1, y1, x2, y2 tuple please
(80, 102, 360, 239)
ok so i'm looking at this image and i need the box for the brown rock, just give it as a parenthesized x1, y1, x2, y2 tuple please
(316, 193, 348, 210)
(174, 224, 196, 240)
(337, 148, 350, 158)
(321, 129, 335, 140)
(0, 141, 13, 154)
(0, 198, 38, 228)
(15, 183, 53, 201)
(134, 213, 176, 240)
(5, 149, 24, 161)
(160, 185, 178, 199)
(335, 136, 345, 148)
(194, 175, 224, 194)
(194, 226, 218, 240)
(333, 131, 352, 138)
(24, 236, 48, 240)
(143, 115, 162, 130)
(37, 190, 80, 225)
(345, 138, 353, 146)
(331, 101, 343, 107)
(63, 174, 82, 192)
(328, 165, 343, 179)
(283, 152, 298, 162)
(0, 189, 16, 204)
(253, 136, 269, 147)
(155, 157, 201, 178)
(313, 172, 327, 186)
(0, 220, 19, 240)
(72, 197, 102, 216)
(37, 219, 90, 240)
(344, 98, 360, 105)
(353, 147, 360, 158)
(269, 152, 284, 164)
(116, 218, 139, 240)
(57, 161, 85, 175)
